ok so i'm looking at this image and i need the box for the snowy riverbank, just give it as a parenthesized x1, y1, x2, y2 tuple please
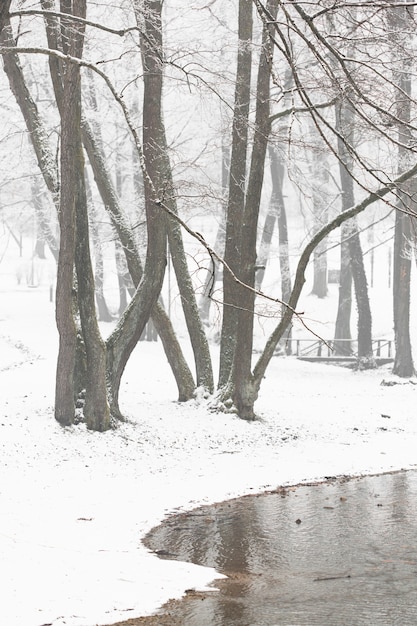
(1, 285, 417, 626)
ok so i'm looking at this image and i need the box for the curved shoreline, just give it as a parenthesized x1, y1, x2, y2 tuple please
(108, 466, 417, 626)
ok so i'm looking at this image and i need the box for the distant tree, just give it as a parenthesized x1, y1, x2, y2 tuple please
(85, 172, 113, 323)
(390, 0, 415, 377)
(335, 94, 375, 368)
(310, 143, 329, 300)
(256, 142, 292, 353)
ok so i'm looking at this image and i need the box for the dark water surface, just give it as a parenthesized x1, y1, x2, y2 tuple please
(144, 471, 417, 626)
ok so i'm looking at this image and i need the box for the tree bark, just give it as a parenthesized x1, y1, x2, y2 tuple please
(0, 0, 11, 38)
(75, 185, 111, 430)
(219, 0, 253, 389)
(81, 114, 195, 404)
(135, 0, 214, 393)
(55, 0, 86, 425)
(335, 96, 375, 367)
(333, 231, 352, 355)
(85, 172, 113, 322)
(391, 1, 415, 377)
(106, 0, 169, 417)
(393, 205, 414, 376)
(310, 144, 329, 299)
(75, 155, 110, 431)
(199, 134, 228, 326)
(167, 218, 214, 391)
(32, 176, 59, 262)
(231, 0, 278, 419)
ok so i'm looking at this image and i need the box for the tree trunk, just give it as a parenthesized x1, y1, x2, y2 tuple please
(106, 0, 169, 417)
(391, 1, 415, 377)
(219, 0, 253, 389)
(393, 207, 414, 376)
(74, 156, 110, 431)
(36, 0, 194, 408)
(333, 99, 354, 358)
(168, 219, 214, 391)
(335, 96, 375, 367)
(310, 143, 329, 299)
(55, 0, 86, 425)
(36, 0, 111, 428)
(312, 246, 328, 298)
(32, 176, 59, 262)
(231, 0, 278, 419)
(85, 172, 113, 322)
(257, 66, 293, 354)
(135, 1, 214, 393)
(333, 232, 352, 355)
(199, 133, 228, 326)
(273, 143, 292, 353)
(256, 143, 292, 354)
(81, 115, 195, 404)
(348, 220, 375, 367)
(0, 0, 11, 38)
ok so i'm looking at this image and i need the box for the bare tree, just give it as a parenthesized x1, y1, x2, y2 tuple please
(390, 0, 416, 376)
(226, 0, 279, 418)
(219, 0, 253, 389)
(335, 94, 375, 368)
(55, 0, 86, 425)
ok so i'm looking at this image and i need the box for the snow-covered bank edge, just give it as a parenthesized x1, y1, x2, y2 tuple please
(2, 325, 417, 626)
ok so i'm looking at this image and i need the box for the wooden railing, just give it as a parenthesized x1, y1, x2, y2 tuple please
(285, 338, 394, 360)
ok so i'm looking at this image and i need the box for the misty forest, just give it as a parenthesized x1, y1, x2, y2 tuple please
(1, 0, 416, 430)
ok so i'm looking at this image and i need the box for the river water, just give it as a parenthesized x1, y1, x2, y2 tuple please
(143, 471, 417, 626)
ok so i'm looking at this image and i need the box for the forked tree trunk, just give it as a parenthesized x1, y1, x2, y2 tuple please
(134, 1, 214, 393)
(231, 0, 279, 419)
(81, 116, 195, 404)
(35, 0, 194, 408)
(106, 0, 170, 417)
(40, 0, 112, 428)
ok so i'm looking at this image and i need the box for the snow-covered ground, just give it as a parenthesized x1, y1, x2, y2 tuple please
(1, 263, 417, 626)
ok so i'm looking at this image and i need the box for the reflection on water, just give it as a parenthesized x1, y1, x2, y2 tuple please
(144, 471, 417, 625)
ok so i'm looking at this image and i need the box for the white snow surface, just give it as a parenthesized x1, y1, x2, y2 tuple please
(1, 284, 417, 626)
